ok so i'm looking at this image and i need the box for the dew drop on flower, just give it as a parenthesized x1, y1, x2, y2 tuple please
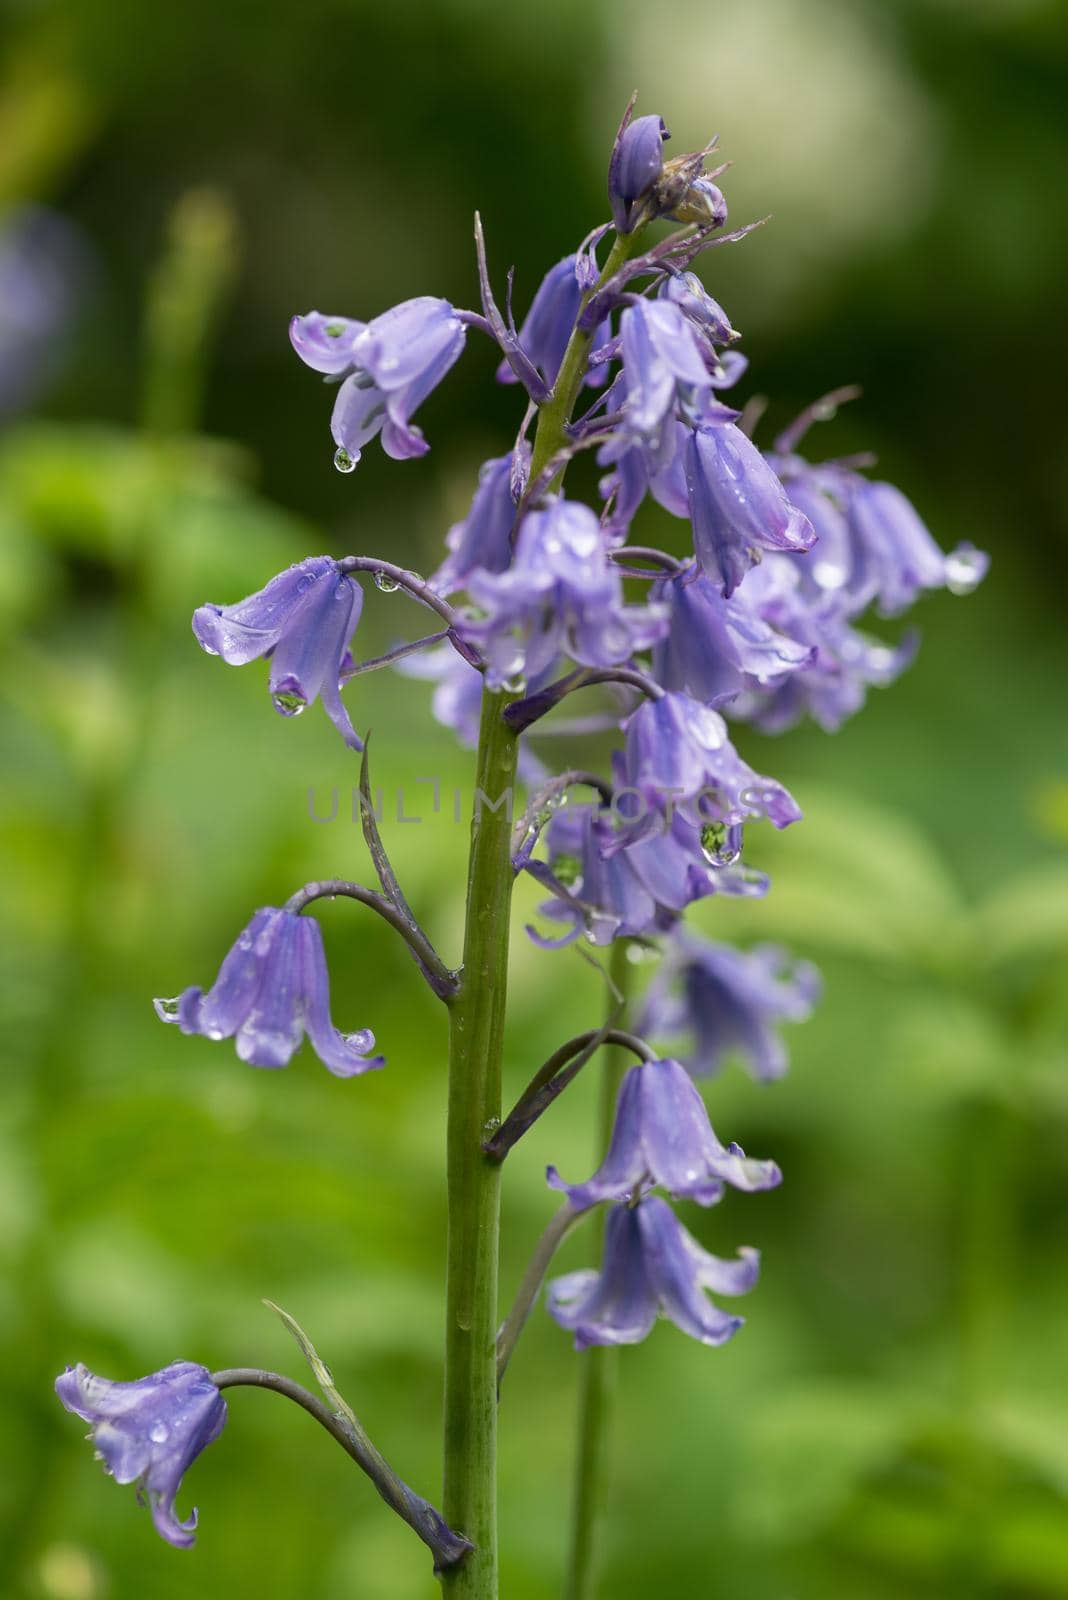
(149, 1422, 170, 1444)
(373, 570, 400, 593)
(272, 690, 307, 717)
(154, 996, 181, 1019)
(502, 673, 527, 695)
(334, 446, 357, 474)
(701, 821, 742, 867)
(944, 545, 986, 596)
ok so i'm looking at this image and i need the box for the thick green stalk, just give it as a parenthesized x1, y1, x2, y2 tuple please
(443, 222, 645, 1597)
(442, 687, 519, 1597)
(563, 939, 633, 1600)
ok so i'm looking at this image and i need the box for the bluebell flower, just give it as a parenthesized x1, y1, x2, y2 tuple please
(685, 424, 816, 597)
(607, 301, 737, 472)
(640, 933, 821, 1081)
(523, 802, 769, 949)
(769, 452, 989, 621)
(193, 557, 364, 751)
(495, 256, 611, 391)
(547, 1056, 781, 1208)
(522, 803, 659, 948)
(431, 452, 520, 595)
(653, 565, 815, 706)
(660, 271, 737, 345)
(459, 497, 667, 689)
(290, 297, 466, 467)
(732, 560, 920, 732)
(608, 112, 669, 233)
(0, 205, 87, 416)
(547, 1194, 758, 1349)
(55, 1361, 226, 1548)
(621, 691, 803, 829)
(155, 907, 384, 1076)
(847, 479, 989, 617)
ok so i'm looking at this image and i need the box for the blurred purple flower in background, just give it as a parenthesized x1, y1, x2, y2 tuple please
(0, 206, 88, 417)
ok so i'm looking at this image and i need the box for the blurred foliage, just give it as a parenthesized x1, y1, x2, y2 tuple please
(0, 1, 1066, 1598)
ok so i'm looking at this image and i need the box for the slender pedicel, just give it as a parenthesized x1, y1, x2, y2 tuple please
(338, 556, 459, 628)
(504, 665, 663, 735)
(495, 1205, 596, 1387)
(212, 1369, 471, 1571)
(283, 879, 458, 1000)
(484, 1024, 654, 1163)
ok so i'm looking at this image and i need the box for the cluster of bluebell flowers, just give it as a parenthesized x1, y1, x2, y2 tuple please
(57, 97, 987, 1568)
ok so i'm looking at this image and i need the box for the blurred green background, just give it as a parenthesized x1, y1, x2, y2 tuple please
(1, 0, 1067, 1596)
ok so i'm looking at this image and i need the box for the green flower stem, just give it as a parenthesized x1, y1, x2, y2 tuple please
(526, 226, 647, 489)
(441, 686, 519, 1598)
(442, 222, 646, 1598)
(563, 938, 634, 1600)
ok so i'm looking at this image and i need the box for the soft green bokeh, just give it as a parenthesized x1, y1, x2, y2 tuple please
(1, 2, 1066, 1597)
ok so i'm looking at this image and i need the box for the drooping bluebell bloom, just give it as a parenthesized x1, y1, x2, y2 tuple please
(495, 256, 611, 391)
(547, 1194, 758, 1349)
(431, 452, 520, 595)
(522, 803, 659, 948)
(608, 112, 670, 233)
(685, 424, 816, 597)
(640, 933, 821, 1081)
(290, 297, 466, 467)
(607, 300, 737, 472)
(459, 496, 667, 689)
(620, 806, 771, 909)
(652, 565, 815, 706)
(55, 1361, 226, 1548)
(769, 452, 989, 621)
(155, 907, 384, 1076)
(660, 271, 737, 346)
(523, 802, 768, 950)
(547, 1057, 781, 1208)
(730, 557, 920, 732)
(621, 691, 803, 829)
(193, 557, 364, 751)
(847, 479, 989, 617)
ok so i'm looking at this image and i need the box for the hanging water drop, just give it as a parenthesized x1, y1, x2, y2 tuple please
(701, 820, 742, 867)
(272, 689, 307, 717)
(502, 672, 527, 695)
(333, 446, 357, 474)
(373, 570, 400, 594)
(154, 996, 181, 1019)
(944, 546, 986, 596)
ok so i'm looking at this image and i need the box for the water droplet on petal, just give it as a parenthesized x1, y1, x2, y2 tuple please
(149, 1422, 170, 1444)
(944, 545, 986, 596)
(334, 446, 357, 474)
(373, 570, 400, 593)
(701, 821, 742, 867)
(154, 996, 181, 1019)
(272, 689, 307, 717)
(584, 911, 618, 945)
